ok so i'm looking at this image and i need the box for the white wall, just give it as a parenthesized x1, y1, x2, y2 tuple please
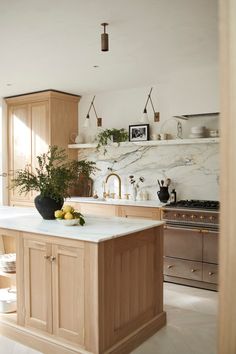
(78, 64, 219, 143)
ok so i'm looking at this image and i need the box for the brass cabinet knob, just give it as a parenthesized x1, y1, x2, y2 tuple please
(50, 256, 56, 262)
(191, 269, 197, 273)
(182, 214, 186, 219)
(167, 265, 173, 269)
(208, 271, 214, 276)
(44, 255, 50, 260)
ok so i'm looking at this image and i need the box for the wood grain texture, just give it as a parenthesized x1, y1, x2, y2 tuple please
(52, 244, 84, 345)
(219, 0, 236, 352)
(116, 206, 161, 219)
(6, 90, 79, 206)
(99, 226, 165, 352)
(1, 225, 165, 354)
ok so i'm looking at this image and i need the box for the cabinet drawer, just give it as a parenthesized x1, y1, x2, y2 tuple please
(203, 232, 218, 264)
(203, 263, 218, 284)
(164, 257, 202, 281)
(164, 227, 202, 261)
(117, 206, 160, 220)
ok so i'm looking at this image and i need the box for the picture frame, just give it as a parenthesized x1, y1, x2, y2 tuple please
(129, 124, 150, 142)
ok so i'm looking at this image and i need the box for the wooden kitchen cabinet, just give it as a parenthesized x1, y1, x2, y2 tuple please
(22, 233, 85, 346)
(65, 202, 161, 220)
(117, 205, 161, 219)
(5, 90, 80, 206)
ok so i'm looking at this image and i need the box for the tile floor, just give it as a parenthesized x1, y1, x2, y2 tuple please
(0, 282, 218, 354)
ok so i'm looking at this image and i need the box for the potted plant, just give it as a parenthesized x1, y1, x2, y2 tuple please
(96, 128, 129, 154)
(11, 145, 96, 220)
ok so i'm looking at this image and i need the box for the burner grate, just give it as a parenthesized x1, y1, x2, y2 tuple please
(166, 199, 219, 210)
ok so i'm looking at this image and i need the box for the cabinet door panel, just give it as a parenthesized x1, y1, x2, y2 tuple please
(164, 226, 202, 261)
(203, 231, 218, 264)
(117, 206, 160, 220)
(31, 101, 50, 199)
(9, 104, 31, 202)
(52, 244, 84, 345)
(24, 238, 52, 332)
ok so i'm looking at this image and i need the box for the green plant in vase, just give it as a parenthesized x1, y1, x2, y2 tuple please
(11, 145, 97, 219)
(96, 128, 129, 154)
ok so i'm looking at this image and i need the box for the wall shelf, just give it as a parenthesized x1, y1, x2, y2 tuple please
(68, 137, 220, 149)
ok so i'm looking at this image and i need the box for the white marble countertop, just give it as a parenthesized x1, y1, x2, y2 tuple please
(67, 197, 165, 208)
(0, 206, 164, 243)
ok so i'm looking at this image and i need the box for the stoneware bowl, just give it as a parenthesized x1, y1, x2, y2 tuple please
(56, 219, 79, 226)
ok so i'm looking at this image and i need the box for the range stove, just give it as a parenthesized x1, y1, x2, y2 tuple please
(162, 199, 220, 230)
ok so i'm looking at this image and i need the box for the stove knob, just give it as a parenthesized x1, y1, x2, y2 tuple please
(190, 214, 196, 219)
(200, 215, 205, 220)
(173, 213, 177, 218)
(182, 214, 186, 219)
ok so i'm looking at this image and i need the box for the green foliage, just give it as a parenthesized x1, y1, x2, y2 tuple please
(96, 128, 129, 154)
(11, 145, 97, 201)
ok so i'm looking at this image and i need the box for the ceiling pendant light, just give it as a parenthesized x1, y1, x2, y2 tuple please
(83, 96, 102, 128)
(101, 23, 109, 52)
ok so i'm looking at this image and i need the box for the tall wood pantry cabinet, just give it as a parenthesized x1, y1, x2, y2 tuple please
(4, 90, 80, 207)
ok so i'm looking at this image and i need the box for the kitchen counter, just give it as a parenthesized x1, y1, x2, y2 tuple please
(0, 205, 166, 354)
(0, 206, 164, 243)
(68, 196, 165, 208)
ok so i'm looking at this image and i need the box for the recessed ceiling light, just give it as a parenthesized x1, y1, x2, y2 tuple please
(6, 83, 12, 86)
(93, 65, 99, 68)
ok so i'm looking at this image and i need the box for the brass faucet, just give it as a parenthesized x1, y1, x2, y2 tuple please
(105, 173, 122, 199)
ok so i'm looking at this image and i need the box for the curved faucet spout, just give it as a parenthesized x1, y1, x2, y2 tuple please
(105, 173, 122, 199)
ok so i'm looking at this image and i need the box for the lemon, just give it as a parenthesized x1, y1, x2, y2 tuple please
(64, 212, 74, 220)
(63, 205, 74, 213)
(55, 210, 64, 218)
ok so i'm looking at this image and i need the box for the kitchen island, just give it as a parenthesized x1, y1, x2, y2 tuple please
(0, 206, 166, 354)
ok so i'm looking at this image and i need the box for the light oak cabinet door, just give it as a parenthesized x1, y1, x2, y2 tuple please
(117, 206, 161, 220)
(8, 104, 32, 203)
(23, 236, 84, 346)
(23, 238, 52, 332)
(52, 244, 84, 345)
(6, 90, 79, 206)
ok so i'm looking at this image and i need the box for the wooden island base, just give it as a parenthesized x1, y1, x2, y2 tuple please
(0, 224, 166, 354)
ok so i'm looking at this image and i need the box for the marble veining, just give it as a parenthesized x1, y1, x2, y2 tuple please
(78, 142, 219, 201)
(0, 206, 164, 243)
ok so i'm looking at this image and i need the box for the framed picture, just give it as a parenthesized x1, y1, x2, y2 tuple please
(129, 124, 150, 142)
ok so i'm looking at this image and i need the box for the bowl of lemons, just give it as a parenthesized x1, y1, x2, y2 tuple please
(54, 205, 85, 226)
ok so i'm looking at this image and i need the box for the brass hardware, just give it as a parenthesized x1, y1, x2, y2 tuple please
(50, 256, 56, 262)
(191, 269, 197, 273)
(200, 215, 204, 220)
(173, 213, 177, 217)
(167, 265, 173, 269)
(208, 271, 214, 276)
(110, 192, 116, 199)
(105, 173, 122, 199)
(123, 193, 130, 200)
(190, 214, 196, 219)
(44, 255, 50, 260)
(209, 216, 214, 221)
(201, 229, 209, 233)
(182, 214, 186, 218)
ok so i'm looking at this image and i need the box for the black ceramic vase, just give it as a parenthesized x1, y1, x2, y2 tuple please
(34, 195, 64, 220)
(157, 186, 170, 203)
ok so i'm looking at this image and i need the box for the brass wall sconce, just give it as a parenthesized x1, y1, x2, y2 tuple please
(140, 87, 160, 123)
(83, 96, 102, 128)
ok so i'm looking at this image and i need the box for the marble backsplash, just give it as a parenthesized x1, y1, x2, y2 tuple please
(77, 142, 219, 202)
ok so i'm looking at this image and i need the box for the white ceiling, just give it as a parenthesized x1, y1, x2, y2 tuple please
(0, 0, 218, 98)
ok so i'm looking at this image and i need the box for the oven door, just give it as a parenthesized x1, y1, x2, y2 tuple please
(163, 225, 218, 286)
